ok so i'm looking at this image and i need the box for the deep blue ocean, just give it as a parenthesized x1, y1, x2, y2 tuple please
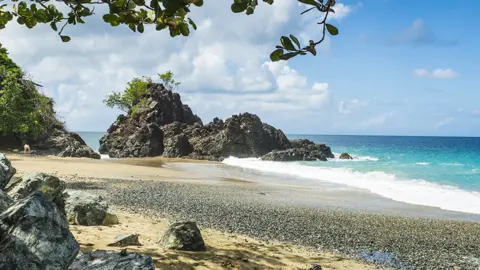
(78, 132, 480, 214)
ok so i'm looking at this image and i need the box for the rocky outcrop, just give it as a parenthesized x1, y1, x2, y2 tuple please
(0, 153, 16, 190)
(9, 172, 68, 214)
(339, 152, 353, 160)
(159, 221, 206, 251)
(99, 84, 292, 160)
(31, 127, 100, 159)
(107, 234, 141, 247)
(0, 191, 80, 269)
(0, 191, 12, 212)
(261, 139, 334, 162)
(65, 190, 118, 226)
(69, 250, 155, 270)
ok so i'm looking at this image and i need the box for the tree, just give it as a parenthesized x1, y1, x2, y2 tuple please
(103, 70, 179, 113)
(0, 44, 61, 141)
(0, 0, 339, 62)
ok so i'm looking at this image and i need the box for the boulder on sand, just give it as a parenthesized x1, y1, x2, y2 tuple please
(158, 221, 206, 251)
(69, 250, 155, 270)
(0, 153, 16, 190)
(9, 172, 67, 214)
(107, 234, 141, 247)
(65, 190, 118, 226)
(0, 191, 79, 269)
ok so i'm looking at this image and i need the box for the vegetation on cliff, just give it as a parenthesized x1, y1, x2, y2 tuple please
(0, 44, 62, 142)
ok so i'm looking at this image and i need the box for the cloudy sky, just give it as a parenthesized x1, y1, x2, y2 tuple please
(1, 0, 479, 136)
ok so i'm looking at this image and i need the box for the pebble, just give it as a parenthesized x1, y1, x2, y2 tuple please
(66, 177, 480, 270)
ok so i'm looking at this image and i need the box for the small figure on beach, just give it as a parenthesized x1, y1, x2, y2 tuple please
(23, 144, 31, 154)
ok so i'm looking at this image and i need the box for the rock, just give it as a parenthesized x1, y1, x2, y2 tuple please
(32, 127, 100, 159)
(310, 264, 323, 270)
(262, 148, 328, 162)
(65, 190, 118, 226)
(69, 250, 155, 270)
(158, 221, 206, 251)
(0, 153, 16, 190)
(163, 134, 193, 158)
(0, 190, 13, 213)
(182, 104, 203, 126)
(103, 212, 120, 226)
(107, 234, 141, 247)
(339, 152, 353, 160)
(9, 172, 67, 214)
(0, 191, 79, 269)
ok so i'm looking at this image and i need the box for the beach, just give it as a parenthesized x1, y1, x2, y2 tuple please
(7, 153, 480, 269)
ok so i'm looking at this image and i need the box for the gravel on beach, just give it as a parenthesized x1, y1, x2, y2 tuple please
(66, 177, 480, 270)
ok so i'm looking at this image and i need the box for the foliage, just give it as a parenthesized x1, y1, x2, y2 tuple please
(0, 44, 61, 141)
(103, 76, 152, 113)
(0, 0, 338, 62)
(103, 70, 181, 113)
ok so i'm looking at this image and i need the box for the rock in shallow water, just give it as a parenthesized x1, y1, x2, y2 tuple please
(65, 190, 118, 226)
(0, 191, 79, 269)
(339, 152, 353, 160)
(158, 221, 206, 251)
(69, 250, 155, 270)
(0, 153, 16, 190)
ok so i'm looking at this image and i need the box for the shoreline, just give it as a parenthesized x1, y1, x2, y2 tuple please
(7, 154, 480, 269)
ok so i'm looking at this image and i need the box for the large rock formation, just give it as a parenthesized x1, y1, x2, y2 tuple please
(99, 83, 294, 160)
(261, 139, 335, 162)
(0, 153, 16, 189)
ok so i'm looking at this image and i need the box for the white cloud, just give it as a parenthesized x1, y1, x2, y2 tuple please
(359, 112, 394, 129)
(0, 0, 354, 131)
(338, 99, 367, 114)
(413, 68, 460, 79)
(436, 117, 454, 128)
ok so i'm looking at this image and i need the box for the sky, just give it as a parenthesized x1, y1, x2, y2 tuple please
(0, 0, 479, 136)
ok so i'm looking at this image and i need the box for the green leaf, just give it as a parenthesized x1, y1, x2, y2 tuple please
(289, 34, 301, 49)
(231, 3, 248, 13)
(77, 17, 85, 24)
(128, 23, 136, 32)
(103, 14, 118, 23)
(263, 0, 274, 4)
(60, 35, 71, 42)
(188, 18, 197, 30)
(137, 23, 144, 33)
(134, 0, 146, 5)
(280, 36, 296, 51)
(155, 22, 167, 30)
(298, 0, 317, 6)
(246, 6, 254, 15)
(179, 23, 189, 36)
(279, 52, 298, 60)
(275, 45, 283, 49)
(16, 16, 25, 25)
(306, 45, 317, 56)
(193, 0, 203, 7)
(326, 23, 338, 35)
(50, 22, 57, 31)
(269, 48, 283, 61)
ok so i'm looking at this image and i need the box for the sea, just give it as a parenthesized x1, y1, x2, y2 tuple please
(78, 132, 480, 215)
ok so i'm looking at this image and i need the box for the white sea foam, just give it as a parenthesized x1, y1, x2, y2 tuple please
(415, 162, 430, 166)
(222, 157, 480, 214)
(330, 152, 379, 162)
(100, 154, 111, 159)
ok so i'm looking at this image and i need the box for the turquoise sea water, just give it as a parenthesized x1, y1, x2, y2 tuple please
(78, 132, 480, 214)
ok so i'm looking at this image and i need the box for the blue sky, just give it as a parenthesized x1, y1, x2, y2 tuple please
(0, 0, 478, 136)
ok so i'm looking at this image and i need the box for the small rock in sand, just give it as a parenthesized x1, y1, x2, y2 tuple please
(158, 221, 206, 251)
(310, 264, 323, 270)
(107, 234, 141, 247)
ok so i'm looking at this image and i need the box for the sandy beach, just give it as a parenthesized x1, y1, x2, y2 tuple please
(6, 153, 480, 269)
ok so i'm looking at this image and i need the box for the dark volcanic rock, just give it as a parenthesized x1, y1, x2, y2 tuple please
(69, 250, 155, 270)
(0, 153, 16, 190)
(0, 191, 13, 213)
(99, 84, 293, 160)
(0, 192, 79, 269)
(9, 172, 68, 215)
(261, 139, 334, 162)
(339, 152, 353, 160)
(158, 221, 206, 251)
(32, 127, 100, 159)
